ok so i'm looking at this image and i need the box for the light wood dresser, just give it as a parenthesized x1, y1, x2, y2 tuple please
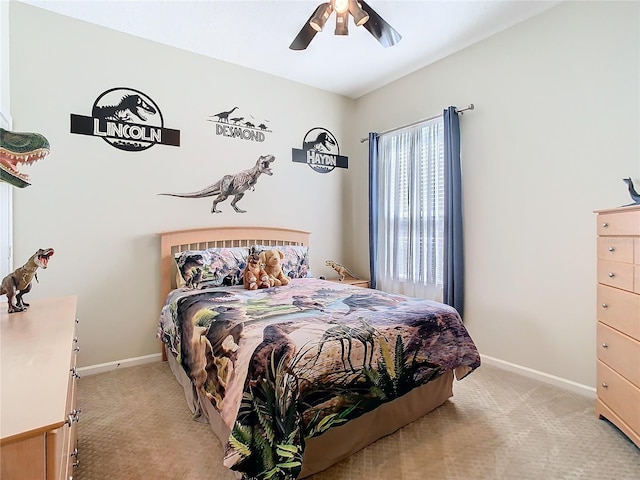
(0, 296, 80, 480)
(595, 205, 640, 448)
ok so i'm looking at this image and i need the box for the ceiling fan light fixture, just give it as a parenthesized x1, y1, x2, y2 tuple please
(348, 0, 369, 26)
(333, 0, 349, 14)
(309, 3, 333, 32)
(334, 10, 349, 36)
(291, 0, 401, 50)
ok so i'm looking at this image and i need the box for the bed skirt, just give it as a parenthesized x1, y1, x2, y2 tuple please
(166, 346, 454, 478)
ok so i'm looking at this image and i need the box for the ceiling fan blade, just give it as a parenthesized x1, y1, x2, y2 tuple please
(289, 3, 326, 50)
(360, 0, 402, 48)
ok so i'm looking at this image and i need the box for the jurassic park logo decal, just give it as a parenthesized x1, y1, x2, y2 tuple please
(207, 106, 272, 143)
(292, 128, 348, 173)
(70, 87, 180, 151)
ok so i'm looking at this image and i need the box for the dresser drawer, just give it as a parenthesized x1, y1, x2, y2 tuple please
(65, 332, 79, 479)
(597, 360, 640, 433)
(597, 322, 640, 387)
(598, 210, 640, 236)
(597, 260, 635, 291)
(0, 435, 46, 479)
(66, 335, 78, 418)
(46, 422, 70, 480)
(66, 377, 79, 477)
(597, 284, 640, 340)
(597, 237, 634, 263)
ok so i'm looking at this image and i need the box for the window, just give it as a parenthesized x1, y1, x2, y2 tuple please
(375, 117, 444, 300)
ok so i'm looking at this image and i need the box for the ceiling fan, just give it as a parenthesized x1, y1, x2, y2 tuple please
(290, 0, 402, 51)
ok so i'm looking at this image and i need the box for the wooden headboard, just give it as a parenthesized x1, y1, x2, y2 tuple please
(158, 225, 310, 308)
(157, 226, 310, 360)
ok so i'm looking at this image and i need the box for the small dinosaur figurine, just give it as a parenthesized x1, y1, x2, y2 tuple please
(0, 248, 54, 313)
(623, 177, 640, 206)
(325, 260, 359, 282)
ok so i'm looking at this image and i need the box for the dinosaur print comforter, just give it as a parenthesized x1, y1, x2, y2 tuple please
(157, 278, 480, 479)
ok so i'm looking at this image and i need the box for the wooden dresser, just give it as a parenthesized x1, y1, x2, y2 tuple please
(595, 206, 640, 448)
(0, 296, 80, 480)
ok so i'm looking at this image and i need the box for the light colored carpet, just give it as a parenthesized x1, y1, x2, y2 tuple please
(76, 362, 639, 480)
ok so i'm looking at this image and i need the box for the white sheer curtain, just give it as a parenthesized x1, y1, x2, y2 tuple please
(375, 118, 444, 301)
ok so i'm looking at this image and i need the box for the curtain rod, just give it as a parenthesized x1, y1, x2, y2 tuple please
(359, 104, 474, 143)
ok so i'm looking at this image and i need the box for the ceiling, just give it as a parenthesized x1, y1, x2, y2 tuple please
(19, 0, 562, 99)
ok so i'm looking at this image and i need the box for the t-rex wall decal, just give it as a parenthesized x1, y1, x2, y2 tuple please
(91, 93, 157, 122)
(0, 128, 50, 188)
(303, 131, 336, 152)
(159, 154, 275, 213)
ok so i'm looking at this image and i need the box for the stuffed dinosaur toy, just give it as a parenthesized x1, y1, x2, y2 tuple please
(0, 248, 54, 313)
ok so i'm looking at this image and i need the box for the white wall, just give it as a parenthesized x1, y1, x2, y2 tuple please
(347, 0, 640, 387)
(9, 2, 353, 367)
(0, 0, 9, 117)
(1, 0, 13, 278)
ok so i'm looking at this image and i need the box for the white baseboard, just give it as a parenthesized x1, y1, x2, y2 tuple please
(481, 354, 596, 398)
(77, 353, 162, 376)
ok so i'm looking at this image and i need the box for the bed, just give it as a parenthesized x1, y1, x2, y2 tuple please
(157, 226, 480, 479)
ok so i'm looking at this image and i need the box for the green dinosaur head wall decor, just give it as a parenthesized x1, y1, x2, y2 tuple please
(0, 127, 50, 188)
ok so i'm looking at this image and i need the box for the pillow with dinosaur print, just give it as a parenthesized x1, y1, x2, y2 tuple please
(174, 247, 248, 289)
(250, 244, 312, 279)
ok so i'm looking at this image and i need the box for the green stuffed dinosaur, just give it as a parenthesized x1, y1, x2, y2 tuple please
(0, 127, 50, 188)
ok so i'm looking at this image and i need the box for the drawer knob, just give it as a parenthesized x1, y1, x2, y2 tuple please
(72, 460, 80, 468)
(601, 303, 608, 308)
(74, 346, 80, 352)
(602, 222, 609, 228)
(601, 342, 608, 348)
(72, 409, 82, 422)
(601, 382, 608, 388)
(70, 448, 79, 458)
(65, 409, 81, 426)
(608, 246, 615, 252)
(608, 272, 615, 278)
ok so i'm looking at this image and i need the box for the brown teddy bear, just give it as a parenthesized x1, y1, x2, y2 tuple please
(259, 249, 290, 287)
(243, 251, 271, 290)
